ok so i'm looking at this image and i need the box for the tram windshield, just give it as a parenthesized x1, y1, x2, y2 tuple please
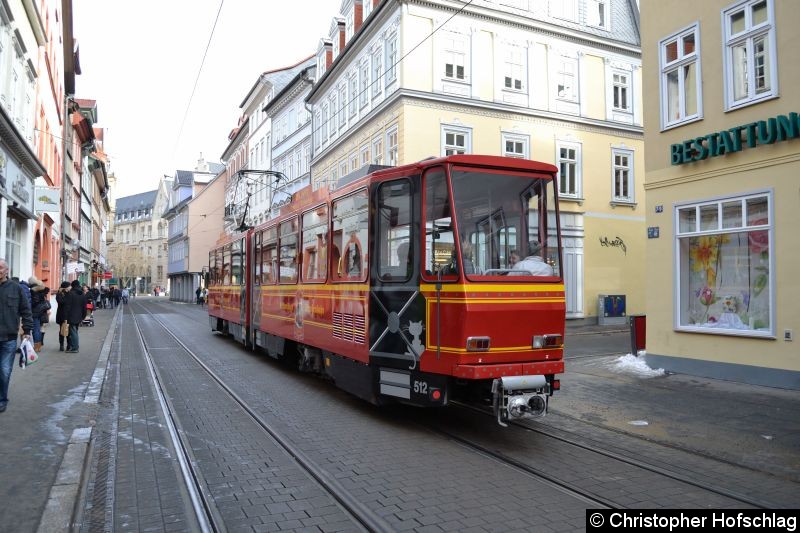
(449, 167, 561, 280)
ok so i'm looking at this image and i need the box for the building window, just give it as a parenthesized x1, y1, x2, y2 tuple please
(556, 57, 578, 102)
(339, 160, 348, 181)
(611, 148, 634, 203)
(550, 0, 576, 21)
(503, 46, 525, 91)
(587, 0, 609, 29)
(612, 71, 630, 111)
(723, 0, 777, 110)
(338, 85, 347, 129)
(676, 193, 773, 336)
(349, 74, 358, 117)
(502, 133, 528, 159)
(372, 48, 382, 97)
(360, 144, 370, 166)
(386, 126, 399, 166)
(350, 152, 359, 172)
(660, 23, 701, 129)
(556, 141, 581, 198)
(359, 60, 369, 108)
(372, 136, 383, 165)
(321, 104, 329, 144)
(443, 33, 468, 81)
(385, 33, 398, 85)
(442, 125, 471, 156)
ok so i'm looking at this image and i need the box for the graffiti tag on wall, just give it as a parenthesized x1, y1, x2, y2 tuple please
(600, 236, 627, 255)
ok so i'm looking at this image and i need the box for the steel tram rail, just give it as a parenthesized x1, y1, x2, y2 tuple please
(129, 305, 220, 533)
(129, 299, 393, 533)
(450, 401, 775, 509)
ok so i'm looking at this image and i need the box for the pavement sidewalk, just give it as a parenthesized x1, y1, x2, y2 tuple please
(0, 302, 119, 533)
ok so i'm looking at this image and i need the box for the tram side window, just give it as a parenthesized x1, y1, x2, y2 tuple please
(263, 226, 278, 284)
(302, 205, 329, 282)
(231, 239, 243, 285)
(254, 232, 262, 285)
(216, 248, 223, 285)
(223, 244, 231, 285)
(424, 169, 457, 279)
(332, 189, 369, 281)
(279, 218, 298, 284)
(377, 180, 413, 281)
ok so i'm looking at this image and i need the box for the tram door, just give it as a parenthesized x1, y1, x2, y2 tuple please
(368, 178, 425, 372)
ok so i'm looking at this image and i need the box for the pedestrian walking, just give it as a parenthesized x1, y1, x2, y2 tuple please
(112, 287, 121, 308)
(201, 287, 208, 308)
(63, 280, 87, 353)
(121, 287, 129, 305)
(196, 287, 202, 304)
(55, 281, 72, 351)
(0, 259, 34, 413)
(29, 277, 51, 351)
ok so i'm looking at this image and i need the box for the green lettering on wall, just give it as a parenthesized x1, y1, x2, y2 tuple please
(670, 112, 800, 164)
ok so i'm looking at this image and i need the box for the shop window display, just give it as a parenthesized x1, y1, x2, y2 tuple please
(677, 194, 772, 335)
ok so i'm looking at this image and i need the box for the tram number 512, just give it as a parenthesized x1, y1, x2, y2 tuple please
(413, 380, 428, 395)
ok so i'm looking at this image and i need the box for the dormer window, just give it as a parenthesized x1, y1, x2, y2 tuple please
(363, 0, 373, 19)
(346, 11, 354, 41)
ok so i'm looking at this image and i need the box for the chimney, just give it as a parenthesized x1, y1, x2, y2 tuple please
(354, 0, 364, 35)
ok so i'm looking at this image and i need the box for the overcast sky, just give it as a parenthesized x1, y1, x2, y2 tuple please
(73, 0, 338, 200)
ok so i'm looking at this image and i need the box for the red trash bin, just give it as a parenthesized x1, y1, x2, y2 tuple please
(630, 315, 646, 355)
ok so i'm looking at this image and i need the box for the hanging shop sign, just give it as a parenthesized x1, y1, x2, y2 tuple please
(671, 112, 800, 165)
(35, 187, 60, 213)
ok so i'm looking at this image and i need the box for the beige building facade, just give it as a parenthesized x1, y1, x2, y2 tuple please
(309, 0, 645, 319)
(106, 177, 170, 293)
(642, 0, 799, 388)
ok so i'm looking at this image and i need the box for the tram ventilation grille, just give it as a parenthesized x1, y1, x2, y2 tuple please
(333, 312, 365, 344)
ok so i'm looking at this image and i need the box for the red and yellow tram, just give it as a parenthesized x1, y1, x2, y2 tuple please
(208, 155, 565, 425)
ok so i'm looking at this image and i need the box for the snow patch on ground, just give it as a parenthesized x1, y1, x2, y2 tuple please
(608, 353, 665, 378)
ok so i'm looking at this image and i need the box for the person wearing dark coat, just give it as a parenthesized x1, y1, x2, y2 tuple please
(63, 280, 87, 353)
(55, 281, 71, 351)
(0, 260, 33, 413)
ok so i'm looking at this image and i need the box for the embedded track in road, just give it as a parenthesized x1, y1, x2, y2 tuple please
(128, 300, 389, 533)
(447, 401, 781, 509)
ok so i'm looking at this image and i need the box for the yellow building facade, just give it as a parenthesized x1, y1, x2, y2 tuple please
(642, 0, 800, 387)
(309, 0, 645, 321)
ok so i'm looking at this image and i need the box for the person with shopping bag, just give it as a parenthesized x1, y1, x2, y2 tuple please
(0, 259, 34, 413)
(55, 281, 71, 351)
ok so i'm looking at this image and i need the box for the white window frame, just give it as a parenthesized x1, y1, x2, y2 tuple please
(350, 152, 359, 172)
(556, 56, 579, 102)
(503, 45, 526, 92)
(385, 33, 398, 86)
(441, 124, 472, 156)
(338, 85, 347, 129)
(321, 103, 329, 144)
(360, 144, 370, 166)
(349, 73, 358, 117)
(659, 23, 703, 130)
(555, 140, 582, 199)
(612, 70, 631, 112)
(587, 0, 610, 30)
(359, 60, 369, 108)
(372, 135, 384, 165)
(611, 148, 634, 204)
(386, 125, 399, 166)
(501, 132, 529, 159)
(339, 160, 348, 181)
(372, 47, 383, 97)
(550, 0, 577, 22)
(442, 32, 469, 82)
(674, 191, 774, 337)
(722, 0, 778, 110)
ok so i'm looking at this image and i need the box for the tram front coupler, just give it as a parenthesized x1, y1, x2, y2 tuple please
(492, 375, 549, 427)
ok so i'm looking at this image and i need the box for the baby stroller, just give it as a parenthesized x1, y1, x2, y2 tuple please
(82, 300, 95, 327)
